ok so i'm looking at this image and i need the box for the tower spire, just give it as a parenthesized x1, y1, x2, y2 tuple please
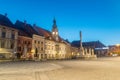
(80, 31, 82, 47)
(52, 17, 59, 41)
(53, 17, 56, 24)
(79, 31, 84, 56)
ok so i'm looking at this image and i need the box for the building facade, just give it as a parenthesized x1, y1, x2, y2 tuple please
(32, 34, 45, 60)
(33, 18, 70, 60)
(0, 13, 74, 60)
(15, 20, 40, 60)
(0, 14, 18, 59)
(109, 44, 120, 56)
(17, 36, 32, 59)
(71, 40, 108, 57)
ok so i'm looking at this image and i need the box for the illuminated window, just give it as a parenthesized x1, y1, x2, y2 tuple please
(56, 32, 58, 35)
(48, 45, 50, 50)
(52, 32, 55, 34)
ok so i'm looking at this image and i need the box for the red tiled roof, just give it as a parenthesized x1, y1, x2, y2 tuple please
(35, 26, 51, 37)
(34, 26, 63, 42)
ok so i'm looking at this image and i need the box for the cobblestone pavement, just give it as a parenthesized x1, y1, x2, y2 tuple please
(0, 57, 120, 80)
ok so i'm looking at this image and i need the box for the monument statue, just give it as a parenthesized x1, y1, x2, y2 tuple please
(80, 31, 84, 56)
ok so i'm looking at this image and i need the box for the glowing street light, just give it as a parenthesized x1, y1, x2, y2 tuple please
(116, 44, 120, 47)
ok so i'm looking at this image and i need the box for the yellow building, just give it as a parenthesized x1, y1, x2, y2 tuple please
(32, 34, 45, 60)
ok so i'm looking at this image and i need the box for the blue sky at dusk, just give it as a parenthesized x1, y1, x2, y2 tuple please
(0, 0, 120, 46)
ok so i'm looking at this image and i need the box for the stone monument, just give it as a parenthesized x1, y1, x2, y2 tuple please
(79, 31, 85, 57)
(79, 31, 97, 59)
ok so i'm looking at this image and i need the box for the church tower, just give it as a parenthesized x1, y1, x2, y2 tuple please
(52, 18, 59, 41)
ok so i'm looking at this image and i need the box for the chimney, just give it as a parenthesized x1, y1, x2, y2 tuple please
(16, 20, 19, 22)
(24, 20, 27, 25)
(33, 24, 36, 27)
(4, 13, 7, 17)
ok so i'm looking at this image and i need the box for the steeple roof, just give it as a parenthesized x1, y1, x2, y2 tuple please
(52, 17, 57, 28)
(53, 17, 56, 24)
(34, 26, 64, 42)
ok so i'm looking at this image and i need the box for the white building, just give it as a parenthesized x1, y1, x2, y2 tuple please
(33, 18, 70, 60)
(0, 14, 18, 59)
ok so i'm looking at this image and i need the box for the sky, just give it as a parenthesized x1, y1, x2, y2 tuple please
(0, 0, 120, 46)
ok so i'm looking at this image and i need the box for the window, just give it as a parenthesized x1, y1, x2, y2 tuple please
(41, 47, 43, 51)
(41, 42, 43, 45)
(10, 41, 14, 49)
(24, 41, 27, 44)
(18, 40, 20, 43)
(1, 40, 5, 48)
(56, 32, 58, 35)
(52, 32, 55, 35)
(41, 54, 44, 59)
(11, 33, 15, 39)
(2, 32, 6, 38)
(0, 40, 1, 48)
(48, 45, 50, 50)
(28, 48, 31, 52)
(34, 40, 36, 44)
(45, 45, 47, 49)
(28, 41, 30, 45)
(49, 37, 51, 40)
(18, 47, 21, 51)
